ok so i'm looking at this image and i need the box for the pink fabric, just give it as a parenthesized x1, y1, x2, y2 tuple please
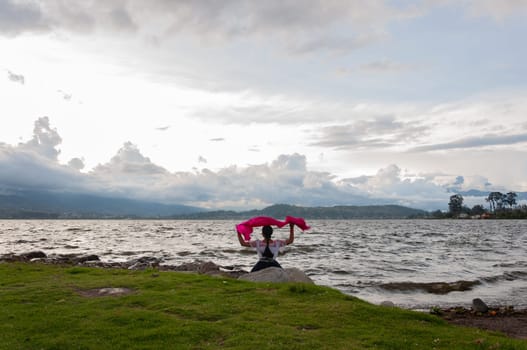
(236, 215, 311, 241)
(285, 216, 310, 231)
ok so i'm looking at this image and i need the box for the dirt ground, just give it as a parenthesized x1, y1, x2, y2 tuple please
(438, 307, 527, 340)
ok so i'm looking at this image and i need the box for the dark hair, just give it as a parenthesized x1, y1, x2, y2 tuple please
(262, 225, 273, 240)
(262, 226, 274, 258)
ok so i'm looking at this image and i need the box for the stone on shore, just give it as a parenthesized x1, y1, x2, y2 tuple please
(472, 298, 489, 313)
(238, 267, 313, 284)
(380, 301, 395, 307)
(22, 251, 47, 260)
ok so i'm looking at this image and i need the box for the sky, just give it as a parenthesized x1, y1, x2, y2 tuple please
(1, 0, 527, 211)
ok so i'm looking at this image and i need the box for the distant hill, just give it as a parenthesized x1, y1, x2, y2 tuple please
(0, 190, 204, 219)
(171, 204, 428, 220)
(0, 190, 428, 219)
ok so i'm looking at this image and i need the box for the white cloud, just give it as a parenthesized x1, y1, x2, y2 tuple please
(92, 141, 168, 176)
(7, 70, 25, 84)
(2, 117, 524, 210)
(310, 115, 429, 150)
(358, 60, 417, 73)
(67, 157, 85, 170)
(17, 116, 62, 160)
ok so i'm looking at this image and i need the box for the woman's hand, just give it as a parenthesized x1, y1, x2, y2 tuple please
(237, 231, 250, 247)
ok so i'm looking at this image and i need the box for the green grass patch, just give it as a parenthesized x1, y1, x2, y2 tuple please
(1, 262, 525, 349)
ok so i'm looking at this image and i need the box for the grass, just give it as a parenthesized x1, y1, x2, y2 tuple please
(1, 262, 526, 349)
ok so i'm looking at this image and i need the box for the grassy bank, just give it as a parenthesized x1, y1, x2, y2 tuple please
(1, 262, 525, 349)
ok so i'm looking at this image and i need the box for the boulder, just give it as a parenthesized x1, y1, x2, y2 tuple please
(21, 251, 47, 260)
(76, 255, 100, 263)
(238, 267, 314, 284)
(472, 298, 489, 313)
(380, 301, 395, 307)
(197, 261, 220, 274)
(127, 256, 161, 270)
(284, 267, 315, 284)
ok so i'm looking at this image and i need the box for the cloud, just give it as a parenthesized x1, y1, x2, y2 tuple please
(7, 70, 25, 84)
(0, 0, 418, 54)
(1, 117, 518, 210)
(311, 116, 429, 150)
(410, 133, 527, 152)
(68, 157, 85, 170)
(92, 141, 168, 176)
(198, 156, 207, 163)
(358, 60, 417, 73)
(155, 126, 170, 131)
(17, 117, 62, 160)
(0, 118, 86, 191)
(0, 0, 47, 35)
(209, 138, 225, 142)
(57, 90, 72, 101)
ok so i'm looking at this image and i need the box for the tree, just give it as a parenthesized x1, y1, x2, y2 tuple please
(486, 192, 503, 213)
(470, 204, 486, 216)
(448, 194, 464, 217)
(504, 192, 517, 209)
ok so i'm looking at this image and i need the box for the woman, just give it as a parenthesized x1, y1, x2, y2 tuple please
(238, 223, 294, 272)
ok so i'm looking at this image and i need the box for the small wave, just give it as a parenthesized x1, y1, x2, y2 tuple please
(64, 227, 92, 232)
(177, 251, 193, 256)
(494, 261, 527, 268)
(482, 271, 527, 284)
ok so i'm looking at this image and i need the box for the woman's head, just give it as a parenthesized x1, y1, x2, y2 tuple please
(262, 225, 273, 240)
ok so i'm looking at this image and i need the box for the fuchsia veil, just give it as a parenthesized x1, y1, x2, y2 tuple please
(236, 216, 310, 240)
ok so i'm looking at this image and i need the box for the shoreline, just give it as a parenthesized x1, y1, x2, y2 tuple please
(2, 251, 527, 340)
(435, 306, 527, 340)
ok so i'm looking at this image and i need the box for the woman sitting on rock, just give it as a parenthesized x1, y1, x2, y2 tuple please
(238, 224, 294, 272)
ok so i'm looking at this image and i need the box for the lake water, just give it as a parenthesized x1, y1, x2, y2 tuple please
(1, 219, 526, 310)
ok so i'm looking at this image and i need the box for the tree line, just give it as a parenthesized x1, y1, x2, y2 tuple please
(431, 191, 527, 219)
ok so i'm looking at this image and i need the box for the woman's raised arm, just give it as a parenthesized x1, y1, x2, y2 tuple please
(285, 223, 295, 245)
(237, 231, 251, 247)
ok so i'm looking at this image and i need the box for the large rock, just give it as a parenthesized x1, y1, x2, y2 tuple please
(238, 267, 313, 284)
(472, 298, 489, 313)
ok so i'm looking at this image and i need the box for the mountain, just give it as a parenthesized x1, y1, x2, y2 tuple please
(0, 190, 428, 219)
(0, 190, 204, 219)
(171, 204, 428, 220)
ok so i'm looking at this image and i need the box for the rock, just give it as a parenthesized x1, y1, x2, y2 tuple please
(127, 256, 161, 270)
(284, 268, 314, 284)
(472, 298, 489, 313)
(380, 301, 395, 307)
(21, 251, 47, 260)
(238, 267, 314, 284)
(379, 280, 480, 294)
(78, 287, 134, 297)
(197, 261, 220, 274)
(76, 255, 100, 263)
